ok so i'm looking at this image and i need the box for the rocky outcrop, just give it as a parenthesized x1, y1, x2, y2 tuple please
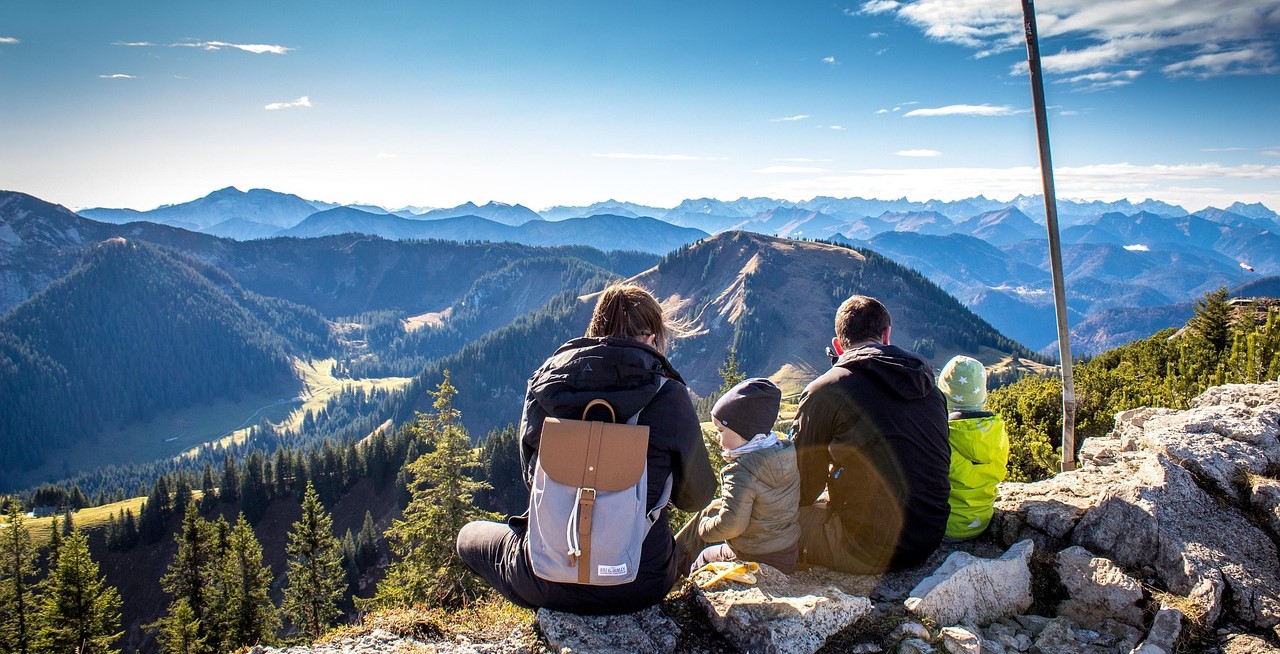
(1054, 546, 1145, 630)
(693, 563, 872, 654)
(993, 381, 1280, 637)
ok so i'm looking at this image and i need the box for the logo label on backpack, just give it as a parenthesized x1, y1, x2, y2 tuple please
(598, 563, 628, 576)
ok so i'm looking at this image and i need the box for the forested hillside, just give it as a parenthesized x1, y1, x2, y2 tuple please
(0, 239, 332, 474)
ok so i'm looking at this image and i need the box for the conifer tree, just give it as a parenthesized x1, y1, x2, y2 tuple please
(35, 531, 122, 654)
(215, 515, 278, 650)
(717, 347, 746, 395)
(219, 456, 240, 505)
(153, 502, 213, 653)
(355, 511, 380, 568)
(281, 484, 345, 640)
(154, 599, 204, 654)
(0, 503, 38, 654)
(199, 465, 218, 514)
(372, 371, 496, 609)
(1191, 286, 1232, 355)
(45, 519, 61, 571)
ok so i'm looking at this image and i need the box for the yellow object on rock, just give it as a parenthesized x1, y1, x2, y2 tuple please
(694, 561, 760, 588)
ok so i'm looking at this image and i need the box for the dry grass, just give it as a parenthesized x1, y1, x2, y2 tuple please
(321, 595, 535, 649)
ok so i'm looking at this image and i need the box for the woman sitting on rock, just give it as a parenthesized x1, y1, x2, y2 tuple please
(456, 282, 716, 614)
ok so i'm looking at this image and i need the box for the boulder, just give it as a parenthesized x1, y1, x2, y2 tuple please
(536, 606, 678, 654)
(904, 540, 1033, 626)
(694, 563, 872, 654)
(1055, 546, 1145, 629)
(1221, 632, 1280, 654)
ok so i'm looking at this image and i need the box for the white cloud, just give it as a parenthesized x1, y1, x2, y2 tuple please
(904, 103, 1021, 117)
(375, 152, 396, 159)
(869, 32, 885, 39)
(589, 153, 728, 161)
(751, 166, 832, 174)
(1163, 47, 1278, 78)
(882, 0, 1280, 81)
(1201, 147, 1249, 152)
(116, 41, 154, 47)
(875, 108, 890, 114)
(98, 73, 137, 79)
(176, 40, 291, 54)
(1058, 110, 1081, 116)
(771, 114, 810, 122)
(827, 125, 847, 131)
(896, 149, 942, 157)
(822, 56, 838, 64)
(1263, 150, 1280, 156)
(860, 0, 901, 15)
(0, 37, 18, 45)
(774, 157, 831, 162)
(264, 96, 311, 110)
(1124, 244, 1150, 251)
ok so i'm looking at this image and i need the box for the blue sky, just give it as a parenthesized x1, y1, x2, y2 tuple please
(2, 0, 1279, 212)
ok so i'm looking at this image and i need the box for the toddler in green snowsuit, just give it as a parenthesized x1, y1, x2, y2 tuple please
(938, 356, 1009, 540)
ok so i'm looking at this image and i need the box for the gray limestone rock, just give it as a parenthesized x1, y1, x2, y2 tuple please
(1252, 476, 1280, 536)
(1221, 632, 1280, 654)
(1031, 617, 1078, 654)
(888, 622, 932, 643)
(536, 606, 678, 654)
(694, 563, 872, 654)
(1130, 607, 1183, 654)
(1055, 546, 1146, 629)
(897, 638, 934, 654)
(904, 540, 1034, 626)
(939, 626, 981, 654)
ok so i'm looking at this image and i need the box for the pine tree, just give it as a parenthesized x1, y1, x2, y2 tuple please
(35, 531, 122, 654)
(238, 451, 269, 524)
(0, 503, 39, 654)
(215, 515, 278, 650)
(1191, 286, 1232, 355)
(355, 511, 380, 568)
(372, 371, 497, 609)
(717, 347, 746, 395)
(479, 424, 525, 516)
(153, 502, 213, 654)
(281, 484, 345, 640)
(45, 519, 61, 571)
(200, 465, 218, 514)
(154, 598, 204, 654)
(219, 456, 240, 505)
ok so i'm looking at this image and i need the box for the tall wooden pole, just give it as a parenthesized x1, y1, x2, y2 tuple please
(1021, 0, 1077, 471)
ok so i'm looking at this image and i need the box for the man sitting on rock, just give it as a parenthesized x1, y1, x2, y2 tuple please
(793, 294, 951, 573)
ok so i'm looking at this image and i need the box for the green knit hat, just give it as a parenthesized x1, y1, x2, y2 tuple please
(938, 356, 988, 412)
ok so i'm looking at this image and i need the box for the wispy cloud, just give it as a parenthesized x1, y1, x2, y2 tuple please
(180, 40, 291, 54)
(751, 165, 832, 174)
(826, 125, 847, 131)
(771, 114, 810, 122)
(589, 153, 728, 161)
(875, 0, 1280, 81)
(860, 0, 901, 15)
(896, 149, 942, 157)
(98, 73, 137, 79)
(0, 37, 18, 45)
(375, 152, 396, 159)
(875, 109, 890, 114)
(1124, 244, 1150, 251)
(1201, 147, 1249, 152)
(119, 39, 290, 54)
(822, 56, 839, 64)
(904, 104, 1021, 117)
(869, 32, 885, 39)
(264, 96, 311, 110)
(1163, 47, 1278, 78)
(1263, 150, 1280, 157)
(774, 157, 831, 163)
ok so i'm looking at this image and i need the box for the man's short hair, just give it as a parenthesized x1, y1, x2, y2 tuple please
(835, 295, 891, 347)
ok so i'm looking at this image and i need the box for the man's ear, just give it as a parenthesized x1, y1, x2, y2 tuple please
(882, 325, 892, 345)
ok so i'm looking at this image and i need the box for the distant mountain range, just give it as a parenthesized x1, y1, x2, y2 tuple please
(26, 185, 1280, 353)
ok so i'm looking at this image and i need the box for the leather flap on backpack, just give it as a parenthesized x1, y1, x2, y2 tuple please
(540, 417, 649, 491)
